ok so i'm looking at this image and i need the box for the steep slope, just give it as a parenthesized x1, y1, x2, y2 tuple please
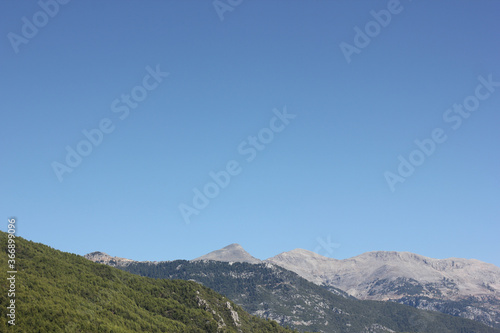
(101, 256, 500, 333)
(266, 249, 500, 328)
(192, 243, 262, 264)
(0, 232, 296, 333)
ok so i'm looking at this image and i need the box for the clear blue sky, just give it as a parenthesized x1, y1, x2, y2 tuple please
(1, 1, 499, 266)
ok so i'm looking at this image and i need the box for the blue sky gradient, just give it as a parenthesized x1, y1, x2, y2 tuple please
(1, 0, 499, 266)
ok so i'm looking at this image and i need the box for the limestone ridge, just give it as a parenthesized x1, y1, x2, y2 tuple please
(191, 243, 262, 264)
(266, 250, 500, 328)
(266, 250, 500, 300)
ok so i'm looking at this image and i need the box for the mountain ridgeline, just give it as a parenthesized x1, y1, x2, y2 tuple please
(266, 249, 500, 329)
(87, 246, 500, 333)
(0, 232, 296, 333)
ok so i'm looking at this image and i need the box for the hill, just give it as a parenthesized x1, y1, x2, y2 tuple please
(0, 232, 296, 332)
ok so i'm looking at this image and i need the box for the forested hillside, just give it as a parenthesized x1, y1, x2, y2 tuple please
(0, 232, 296, 332)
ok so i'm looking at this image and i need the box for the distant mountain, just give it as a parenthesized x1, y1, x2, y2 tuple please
(86, 244, 500, 333)
(84, 251, 135, 267)
(192, 243, 262, 264)
(0, 232, 296, 333)
(267, 249, 500, 329)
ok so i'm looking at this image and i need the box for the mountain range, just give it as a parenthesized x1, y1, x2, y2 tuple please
(266, 248, 500, 329)
(86, 243, 500, 332)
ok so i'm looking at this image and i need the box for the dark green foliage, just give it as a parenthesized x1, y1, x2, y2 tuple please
(120, 259, 500, 333)
(0, 232, 297, 333)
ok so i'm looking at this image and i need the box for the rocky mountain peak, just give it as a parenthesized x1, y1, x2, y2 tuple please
(192, 243, 262, 264)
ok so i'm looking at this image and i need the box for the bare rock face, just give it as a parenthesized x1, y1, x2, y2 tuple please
(266, 250, 500, 300)
(84, 251, 134, 267)
(191, 243, 262, 264)
(266, 250, 500, 328)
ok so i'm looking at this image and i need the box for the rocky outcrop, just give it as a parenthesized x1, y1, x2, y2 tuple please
(84, 251, 135, 267)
